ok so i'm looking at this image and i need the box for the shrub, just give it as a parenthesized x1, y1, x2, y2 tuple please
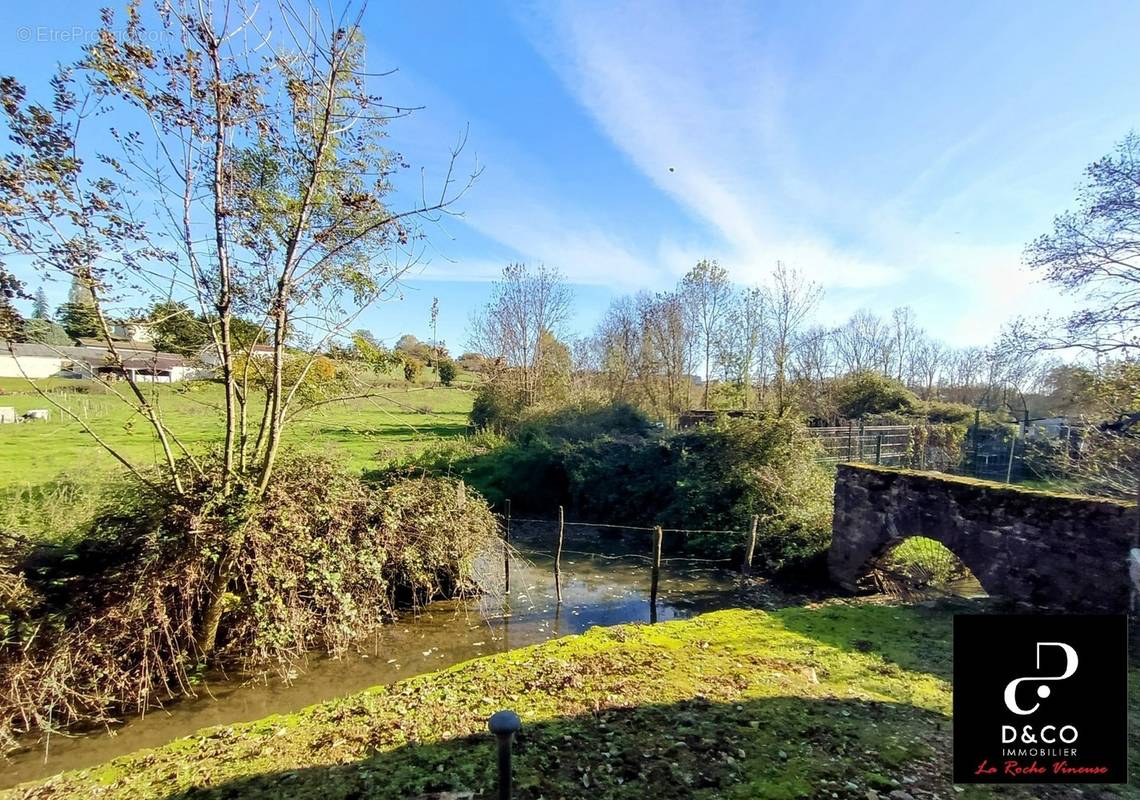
(237, 352, 351, 408)
(833, 370, 917, 419)
(0, 454, 498, 752)
(470, 382, 526, 433)
(515, 402, 651, 444)
(918, 400, 975, 425)
(427, 403, 832, 570)
(664, 418, 833, 567)
(907, 421, 969, 471)
(437, 359, 457, 386)
(402, 355, 423, 382)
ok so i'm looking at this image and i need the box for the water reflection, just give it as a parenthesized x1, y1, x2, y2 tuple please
(4, 542, 744, 787)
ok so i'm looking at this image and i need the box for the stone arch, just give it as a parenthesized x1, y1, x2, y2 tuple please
(828, 464, 1137, 613)
(863, 534, 980, 594)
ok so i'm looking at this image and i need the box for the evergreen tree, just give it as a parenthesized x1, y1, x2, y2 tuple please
(67, 274, 94, 306)
(32, 287, 50, 319)
(147, 300, 208, 355)
(23, 318, 72, 346)
(57, 302, 100, 339)
(0, 268, 26, 341)
(59, 275, 98, 338)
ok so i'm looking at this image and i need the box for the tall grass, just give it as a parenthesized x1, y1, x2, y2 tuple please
(0, 481, 108, 544)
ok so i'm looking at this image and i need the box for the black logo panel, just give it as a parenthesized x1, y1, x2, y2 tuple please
(953, 615, 1127, 784)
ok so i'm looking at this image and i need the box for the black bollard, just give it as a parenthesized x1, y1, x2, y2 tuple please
(488, 709, 522, 800)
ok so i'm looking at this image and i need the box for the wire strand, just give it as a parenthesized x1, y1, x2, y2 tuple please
(551, 548, 734, 566)
(507, 516, 748, 536)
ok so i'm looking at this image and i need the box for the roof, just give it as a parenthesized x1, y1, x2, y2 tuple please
(4, 343, 95, 358)
(4, 342, 187, 367)
(106, 356, 185, 371)
(76, 337, 156, 351)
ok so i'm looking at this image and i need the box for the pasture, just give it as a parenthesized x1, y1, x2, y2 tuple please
(0, 373, 476, 539)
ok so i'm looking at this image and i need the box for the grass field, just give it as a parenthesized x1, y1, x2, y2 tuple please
(6, 599, 1135, 799)
(0, 372, 477, 538)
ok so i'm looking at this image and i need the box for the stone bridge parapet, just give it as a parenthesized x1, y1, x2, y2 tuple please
(829, 464, 1138, 613)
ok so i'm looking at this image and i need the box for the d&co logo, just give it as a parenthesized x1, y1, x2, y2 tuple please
(953, 615, 1127, 785)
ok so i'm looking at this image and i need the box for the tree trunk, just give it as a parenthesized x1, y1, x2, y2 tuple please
(194, 516, 250, 656)
(703, 345, 711, 408)
(208, 37, 238, 494)
(194, 556, 231, 656)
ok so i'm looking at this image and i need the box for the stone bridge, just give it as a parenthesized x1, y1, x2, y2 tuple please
(828, 464, 1138, 613)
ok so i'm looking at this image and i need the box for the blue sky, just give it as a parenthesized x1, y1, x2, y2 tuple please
(3, 0, 1139, 353)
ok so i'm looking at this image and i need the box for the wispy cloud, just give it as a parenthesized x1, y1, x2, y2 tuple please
(520, 0, 903, 291)
(363, 0, 1138, 346)
(513, 0, 1110, 342)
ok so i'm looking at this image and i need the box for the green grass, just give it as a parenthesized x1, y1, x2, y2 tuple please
(0, 374, 476, 538)
(5, 600, 1134, 799)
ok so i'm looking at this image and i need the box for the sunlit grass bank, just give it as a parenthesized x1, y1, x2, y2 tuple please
(8, 601, 1132, 799)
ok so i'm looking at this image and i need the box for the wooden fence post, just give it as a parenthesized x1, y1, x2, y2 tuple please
(1005, 433, 1017, 484)
(875, 433, 883, 465)
(650, 525, 663, 610)
(847, 420, 855, 461)
(972, 408, 981, 477)
(554, 506, 564, 604)
(742, 515, 758, 576)
(503, 499, 511, 596)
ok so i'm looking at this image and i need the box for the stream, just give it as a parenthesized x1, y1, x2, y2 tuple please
(3, 528, 747, 788)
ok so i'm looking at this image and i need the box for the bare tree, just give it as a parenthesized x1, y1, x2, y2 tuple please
(0, 1, 476, 653)
(986, 341, 1048, 423)
(836, 309, 890, 374)
(681, 259, 733, 408)
(889, 306, 920, 383)
(718, 285, 766, 408)
(468, 263, 572, 405)
(568, 335, 600, 402)
(911, 335, 948, 400)
(1023, 130, 1140, 353)
(763, 262, 822, 415)
(789, 324, 839, 419)
(594, 295, 643, 403)
(638, 290, 693, 416)
(942, 346, 988, 405)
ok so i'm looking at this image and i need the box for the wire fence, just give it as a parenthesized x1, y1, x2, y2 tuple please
(497, 502, 757, 619)
(805, 423, 912, 465)
(507, 517, 749, 537)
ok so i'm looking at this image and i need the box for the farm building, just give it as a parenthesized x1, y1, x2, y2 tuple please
(0, 342, 205, 383)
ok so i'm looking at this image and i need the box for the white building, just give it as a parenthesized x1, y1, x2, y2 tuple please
(111, 321, 154, 343)
(197, 342, 276, 367)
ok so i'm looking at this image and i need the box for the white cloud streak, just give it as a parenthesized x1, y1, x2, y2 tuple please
(514, 0, 1094, 342)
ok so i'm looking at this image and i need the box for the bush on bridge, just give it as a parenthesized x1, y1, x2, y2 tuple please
(405, 403, 833, 569)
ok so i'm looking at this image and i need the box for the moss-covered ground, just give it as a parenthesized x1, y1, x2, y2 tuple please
(6, 600, 1134, 799)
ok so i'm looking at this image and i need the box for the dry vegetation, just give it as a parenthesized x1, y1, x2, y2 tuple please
(0, 454, 499, 754)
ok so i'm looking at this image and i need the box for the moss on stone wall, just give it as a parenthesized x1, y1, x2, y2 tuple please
(837, 462, 1135, 506)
